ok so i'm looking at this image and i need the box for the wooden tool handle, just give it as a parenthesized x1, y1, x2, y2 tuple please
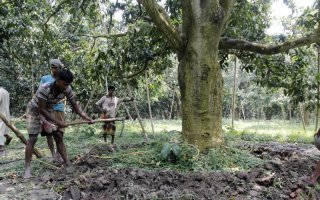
(65, 117, 125, 126)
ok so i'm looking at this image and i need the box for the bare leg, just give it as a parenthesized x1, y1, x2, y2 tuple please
(24, 135, 38, 179)
(4, 134, 13, 145)
(111, 128, 116, 145)
(53, 131, 71, 166)
(111, 135, 115, 144)
(46, 135, 55, 158)
(309, 161, 320, 184)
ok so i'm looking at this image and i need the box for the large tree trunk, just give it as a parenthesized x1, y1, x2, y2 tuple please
(141, 0, 233, 151)
(178, 3, 226, 151)
(141, 0, 320, 151)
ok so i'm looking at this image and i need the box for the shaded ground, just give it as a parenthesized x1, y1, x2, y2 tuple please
(1, 141, 320, 199)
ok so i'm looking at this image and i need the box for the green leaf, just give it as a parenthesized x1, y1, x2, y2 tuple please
(171, 144, 180, 158)
(160, 142, 171, 160)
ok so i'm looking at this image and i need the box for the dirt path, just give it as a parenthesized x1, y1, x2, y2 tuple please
(1, 142, 320, 199)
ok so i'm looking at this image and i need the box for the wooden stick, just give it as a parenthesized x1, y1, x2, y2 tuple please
(0, 112, 43, 158)
(66, 117, 125, 126)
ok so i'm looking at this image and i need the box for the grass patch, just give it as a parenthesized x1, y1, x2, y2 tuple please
(223, 119, 314, 144)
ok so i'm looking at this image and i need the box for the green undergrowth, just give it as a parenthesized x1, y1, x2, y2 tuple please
(1, 119, 314, 179)
(82, 129, 264, 173)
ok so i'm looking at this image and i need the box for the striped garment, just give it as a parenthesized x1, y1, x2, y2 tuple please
(27, 81, 74, 135)
(30, 82, 74, 110)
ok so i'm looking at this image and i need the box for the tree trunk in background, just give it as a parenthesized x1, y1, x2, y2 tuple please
(281, 104, 286, 121)
(31, 68, 35, 97)
(304, 109, 310, 125)
(316, 45, 320, 132)
(126, 83, 148, 141)
(288, 103, 292, 121)
(241, 103, 246, 120)
(231, 56, 237, 128)
(83, 89, 95, 113)
(145, 70, 155, 137)
(169, 88, 175, 119)
(299, 103, 306, 132)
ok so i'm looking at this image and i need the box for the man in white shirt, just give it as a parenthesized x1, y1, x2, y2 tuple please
(0, 87, 13, 154)
(95, 85, 133, 144)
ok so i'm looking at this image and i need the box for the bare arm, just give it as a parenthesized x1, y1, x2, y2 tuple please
(69, 98, 93, 122)
(38, 98, 67, 128)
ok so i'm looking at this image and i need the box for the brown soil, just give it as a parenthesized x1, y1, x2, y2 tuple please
(1, 141, 320, 200)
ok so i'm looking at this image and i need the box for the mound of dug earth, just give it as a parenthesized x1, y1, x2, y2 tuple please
(52, 142, 319, 199)
(3, 142, 320, 199)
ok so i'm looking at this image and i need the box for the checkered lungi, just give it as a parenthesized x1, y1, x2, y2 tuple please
(101, 114, 116, 135)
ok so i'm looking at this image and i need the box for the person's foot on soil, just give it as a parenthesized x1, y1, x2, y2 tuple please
(111, 143, 116, 147)
(52, 153, 63, 163)
(24, 167, 32, 179)
(5, 135, 13, 145)
(63, 160, 72, 167)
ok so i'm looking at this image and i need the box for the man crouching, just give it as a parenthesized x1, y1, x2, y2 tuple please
(24, 68, 93, 178)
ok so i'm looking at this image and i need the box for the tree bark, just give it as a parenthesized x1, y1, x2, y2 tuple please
(177, 1, 230, 151)
(141, 0, 320, 151)
(175, 91, 181, 118)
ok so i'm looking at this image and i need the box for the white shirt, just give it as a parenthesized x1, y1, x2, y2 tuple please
(0, 87, 10, 145)
(95, 96, 122, 117)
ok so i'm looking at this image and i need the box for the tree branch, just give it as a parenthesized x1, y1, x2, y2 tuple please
(219, 29, 320, 55)
(44, 0, 69, 25)
(123, 58, 149, 80)
(138, 0, 182, 52)
(77, 33, 126, 39)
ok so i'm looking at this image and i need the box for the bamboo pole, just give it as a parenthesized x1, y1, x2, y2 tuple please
(145, 70, 155, 137)
(123, 104, 133, 120)
(0, 112, 43, 158)
(231, 56, 237, 128)
(126, 83, 149, 141)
